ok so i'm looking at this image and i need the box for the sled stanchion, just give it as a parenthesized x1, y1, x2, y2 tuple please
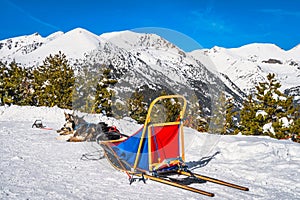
(177, 170, 249, 191)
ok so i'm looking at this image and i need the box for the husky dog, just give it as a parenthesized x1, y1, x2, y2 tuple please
(64, 114, 124, 142)
(56, 112, 75, 135)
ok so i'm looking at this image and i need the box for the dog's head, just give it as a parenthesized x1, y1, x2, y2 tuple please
(64, 112, 75, 122)
(72, 115, 85, 125)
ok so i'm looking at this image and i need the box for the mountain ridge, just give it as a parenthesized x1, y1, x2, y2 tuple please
(0, 27, 299, 104)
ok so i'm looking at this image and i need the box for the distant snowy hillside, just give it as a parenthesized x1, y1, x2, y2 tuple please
(100, 30, 179, 51)
(0, 33, 45, 58)
(1, 105, 299, 199)
(190, 43, 300, 95)
(287, 44, 300, 60)
(6, 28, 103, 67)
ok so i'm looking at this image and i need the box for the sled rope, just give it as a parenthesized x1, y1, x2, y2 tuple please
(81, 150, 104, 161)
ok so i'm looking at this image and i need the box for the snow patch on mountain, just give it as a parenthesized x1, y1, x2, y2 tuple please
(287, 44, 300, 58)
(14, 28, 103, 67)
(45, 31, 64, 42)
(100, 30, 179, 52)
(0, 33, 45, 58)
(229, 43, 295, 61)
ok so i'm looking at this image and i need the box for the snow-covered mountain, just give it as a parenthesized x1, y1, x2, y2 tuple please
(190, 43, 300, 95)
(83, 30, 244, 114)
(0, 28, 299, 106)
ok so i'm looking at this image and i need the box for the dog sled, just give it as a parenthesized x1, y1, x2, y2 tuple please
(99, 95, 249, 197)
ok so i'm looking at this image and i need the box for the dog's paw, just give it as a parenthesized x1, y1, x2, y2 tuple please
(56, 134, 73, 141)
(60, 130, 73, 135)
(68, 136, 85, 142)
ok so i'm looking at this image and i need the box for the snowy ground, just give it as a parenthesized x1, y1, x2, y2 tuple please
(0, 105, 299, 200)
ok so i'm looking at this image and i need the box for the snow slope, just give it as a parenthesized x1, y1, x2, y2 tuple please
(0, 28, 102, 67)
(190, 44, 300, 94)
(100, 30, 179, 52)
(1, 105, 299, 199)
(14, 28, 103, 67)
(0, 33, 45, 58)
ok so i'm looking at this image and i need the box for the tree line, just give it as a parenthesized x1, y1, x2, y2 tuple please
(0, 52, 116, 113)
(1, 52, 74, 108)
(210, 73, 300, 142)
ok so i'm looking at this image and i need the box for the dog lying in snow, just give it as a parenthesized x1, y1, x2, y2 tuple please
(57, 112, 125, 142)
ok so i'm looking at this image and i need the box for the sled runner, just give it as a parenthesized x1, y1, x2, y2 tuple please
(32, 120, 53, 130)
(99, 95, 249, 197)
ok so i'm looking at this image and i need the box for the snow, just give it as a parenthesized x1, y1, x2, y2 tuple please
(263, 123, 275, 135)
(100, 30, 179, 52)
(287, 44, 300, 59)
(0, 32, 45, 58)
(15, 28, 103, 66)
(256, 110, 268, 118)
(100, 30, 145, 50)
(190, 43, 300, 94)
(279, 117, 290, 128)
(228, 43, 291, 61)
(0, 28, 105, 67)
(1, 105, 300, 199)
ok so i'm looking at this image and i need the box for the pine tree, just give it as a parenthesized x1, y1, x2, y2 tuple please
(238, 95, 262, 135)
(209, 93, 226, 134)
(93, 68, 117, 116)
(0, 61, 32, 106)
(160, 91, 182, 122)
(185, 94, 208, 132)
(0, 61, 8, 105)
(33, 52, 74, 109)
(256, 73, 296, 137)
(127, 90, 148, 123)
(209, 93, 239, 134)
(290, 106, 300, 142)
(72, 64, 100, 113)
(3, 62, 21, 105)
(225, 97, 238, 134)
(239, 73, 298, 139)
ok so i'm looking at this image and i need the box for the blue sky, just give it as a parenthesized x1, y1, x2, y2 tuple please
(1, 0, 300, 51)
